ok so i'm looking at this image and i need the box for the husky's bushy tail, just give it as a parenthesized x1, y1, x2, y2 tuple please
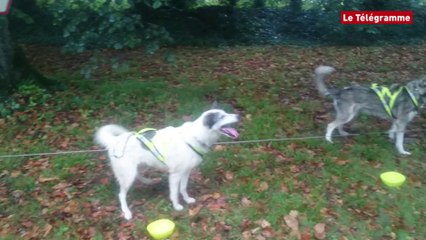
(314, 66, 336, 97)
(95, 124, 128, 148)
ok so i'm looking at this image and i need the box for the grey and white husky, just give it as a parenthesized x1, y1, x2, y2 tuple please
(314, 65, 426, 155)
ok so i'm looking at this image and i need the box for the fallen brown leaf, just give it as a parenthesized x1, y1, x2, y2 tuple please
(256, 219, 271, 229)
(255, 235, 266, 240)
(241, 196, 252, 207)
(199, 193, 214, 202)
(240, 218, 252, 230)
(188, 204, 203, 217)
(290, 165, 301, 173)
(100, 177, 110, 185)
(215, 221, 232, 232)
(207, 196, 229, 213)
(262, 227, 275, 238)
(301, 227, 311, 240)
(280, 183, 289, 193)
(333, 157, 350, 165)
(21, 220, 33, 228)
(256, 181, 269, 192)
(38, 176, 59, 183)
(11, 170, 21, 178)
(314, 223, 326, 239)
(63, 200, 79, 214)
(60, 137, 70, 149)
(224, 171, 234, 181)
(43, 224, 53, 237)
(212, 234, 223, 240)
(242, 230, 253, 239)
(213, 192, 222, 199)
(284, 210, 301, 239)
(213, 145, 227, 151)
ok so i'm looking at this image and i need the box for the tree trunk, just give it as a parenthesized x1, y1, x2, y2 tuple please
(0, 16, 59, 97)
(0, 17, 15, 96)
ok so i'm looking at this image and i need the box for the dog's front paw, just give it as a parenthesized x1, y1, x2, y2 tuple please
(399, 150, 411, 155)
(173, 203, 184, 211)
(123, 211, 132, 220)
(184, 197, 196, 204)
(325, 136, 333, 143)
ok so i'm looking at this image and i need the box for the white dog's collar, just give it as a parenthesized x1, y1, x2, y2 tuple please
(186, 142, 206, 158)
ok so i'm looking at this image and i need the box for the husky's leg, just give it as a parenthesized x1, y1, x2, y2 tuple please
(326, 119, 350, 142)
(394, 111, 418, 155)
(338, 125, 350, 136)
(395, 120, 410, 155)
(326, 121, 339, 142)
(388, 122, 397, 140)
(326, 104, 356, 142)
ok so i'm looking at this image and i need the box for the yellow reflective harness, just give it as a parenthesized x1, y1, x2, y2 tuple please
(134, 128, 206, 164)
(370, 83, 419, 118)
(135, 128, 166, 163)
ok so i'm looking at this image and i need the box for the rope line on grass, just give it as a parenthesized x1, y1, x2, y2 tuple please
(0, 149, 106, 159)
(0, 129, 424, 159)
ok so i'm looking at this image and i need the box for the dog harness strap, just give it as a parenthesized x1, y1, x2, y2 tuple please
(370, 84, 403, 118)
(137, 128, 157, 135)
(186, 143, 205, 158)
(135, 128, 166, 163)
(404, 86, 420, 109)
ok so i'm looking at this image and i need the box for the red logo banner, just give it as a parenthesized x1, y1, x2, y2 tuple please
(340, 11, 413, 25)
(0, 0, 13, 15)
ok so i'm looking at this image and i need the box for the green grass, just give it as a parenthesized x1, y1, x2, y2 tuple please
(0, 44, 426, 239)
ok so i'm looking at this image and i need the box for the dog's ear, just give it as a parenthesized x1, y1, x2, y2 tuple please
(203, 112, 219, 129)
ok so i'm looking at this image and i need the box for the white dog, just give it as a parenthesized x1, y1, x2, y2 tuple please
(95, 109, 240, 219)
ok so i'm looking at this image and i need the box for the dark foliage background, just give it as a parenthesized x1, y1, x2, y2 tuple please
(9, 0, 426, 49)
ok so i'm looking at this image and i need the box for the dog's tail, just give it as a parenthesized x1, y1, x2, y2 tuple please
(314, 65, 336, 97)
(94, 124, 129, 148)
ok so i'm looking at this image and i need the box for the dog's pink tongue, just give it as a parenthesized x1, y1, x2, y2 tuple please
(222, 127, 240, 139)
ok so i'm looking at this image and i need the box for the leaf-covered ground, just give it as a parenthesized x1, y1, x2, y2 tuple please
(1, 44, 426, 239)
